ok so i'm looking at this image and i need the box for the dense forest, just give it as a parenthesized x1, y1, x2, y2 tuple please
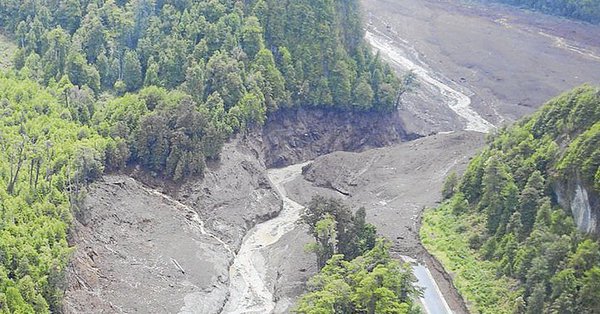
(0, 73, 109, 313)
(0, 0, 400, 111)
(488, 0, 600, 23)
(295, 196, 421, 314)
(0, 0, 405, 312)
(422, 85, 600, 313)
(0, 72, 236, 313)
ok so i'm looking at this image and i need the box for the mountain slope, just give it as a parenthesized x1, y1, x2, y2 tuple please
(0, 0, 408, 311)
(0, 0, 400, 112)
(421, 85, 600, 313)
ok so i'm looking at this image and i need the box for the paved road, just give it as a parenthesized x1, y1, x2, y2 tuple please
(413, 263, 453, 314)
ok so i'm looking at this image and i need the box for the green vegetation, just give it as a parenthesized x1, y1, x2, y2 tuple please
(0, 0, 407, 311)
(295, 241, 421, 314)
(300, 196, 377, 268)
(297, 196, 421, 314)
(0, 73, 112, 313)
(421, 85, 600, 313)
(0, 31, 16, 69)
(0, 72, 231, 312)
(421, 202, 524, 313)
(0, 0, 400, 112)
(490, 0, 600, 23)
(0, 0, 404, 182)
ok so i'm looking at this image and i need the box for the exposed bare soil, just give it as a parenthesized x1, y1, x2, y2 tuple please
(284, 131, 485, 313)
(363, 0, 600, 134)
(63, 0, 600, 313)
(64, 136, 282, 313)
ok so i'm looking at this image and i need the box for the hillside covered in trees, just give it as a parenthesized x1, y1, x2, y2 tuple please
(421, 85, 600, 313)
(295, 196, 421, 314)
(488, 0, 600, 23)
(0, 0, 400, 112)
(0, 0, 406, 312)
(0, 72, 239, 313)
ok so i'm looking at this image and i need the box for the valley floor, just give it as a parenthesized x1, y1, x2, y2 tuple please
(363, 0, 600, 135)
(64, 0, 600, 312)
(283, 131, 485, 313)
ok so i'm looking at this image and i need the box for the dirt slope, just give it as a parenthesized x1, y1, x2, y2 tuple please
(64, 136, 281, 313)
(284, 131, 485, 313)
(61, 0, 600, 312)
(263, 107, 418, 168)
(64, 175, 233, 313)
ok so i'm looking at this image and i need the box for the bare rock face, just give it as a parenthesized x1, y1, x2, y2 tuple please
(262, 107, 419, 168)
(63, 136, 281, 313)
(555, 179, 600, 234)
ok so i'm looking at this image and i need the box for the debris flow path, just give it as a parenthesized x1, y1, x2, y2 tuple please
(221, 162, 310, 314)
(365, 30, 495, 133)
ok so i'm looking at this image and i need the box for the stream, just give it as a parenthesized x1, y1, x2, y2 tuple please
(220, 161, 454, 314)
(365, 29, 495, 134)
(365, 28, 474, 313)
(221, 162, 310, 314)
(217, 29, 481, 311)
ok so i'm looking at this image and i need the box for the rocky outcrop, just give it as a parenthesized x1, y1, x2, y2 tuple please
(262, 107, 419, 168)
(555, 179, 600, 234)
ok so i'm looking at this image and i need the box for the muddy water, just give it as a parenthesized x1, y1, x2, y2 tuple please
(365, 29, 495, 133)
(221, 162, 310, 314)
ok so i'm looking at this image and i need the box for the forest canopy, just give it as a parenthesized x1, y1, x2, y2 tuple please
(0, 0, 401, 112)
(296, 196, 421, 314)
(0, 0, 406, 311)
(421, 85, 600, 313)
(489, 0, 600, 23)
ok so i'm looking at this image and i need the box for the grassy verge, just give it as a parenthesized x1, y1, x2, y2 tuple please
(420, 203, 522, 313)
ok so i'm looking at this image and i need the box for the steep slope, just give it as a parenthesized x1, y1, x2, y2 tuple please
(65, 175, 234, 313)
(0, 0, 400, 112)
(64, 136, 281, 313)
(0, 75, 113, 314)
(262, 107, 417, 168)
(0, 0, 412, 310)
(421, 85, 600, 313)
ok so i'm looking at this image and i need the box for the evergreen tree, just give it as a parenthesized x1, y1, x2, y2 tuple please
(519, 171, 544, 235)
(241, 16, 264, 59)
(123, 50, 142, 92)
